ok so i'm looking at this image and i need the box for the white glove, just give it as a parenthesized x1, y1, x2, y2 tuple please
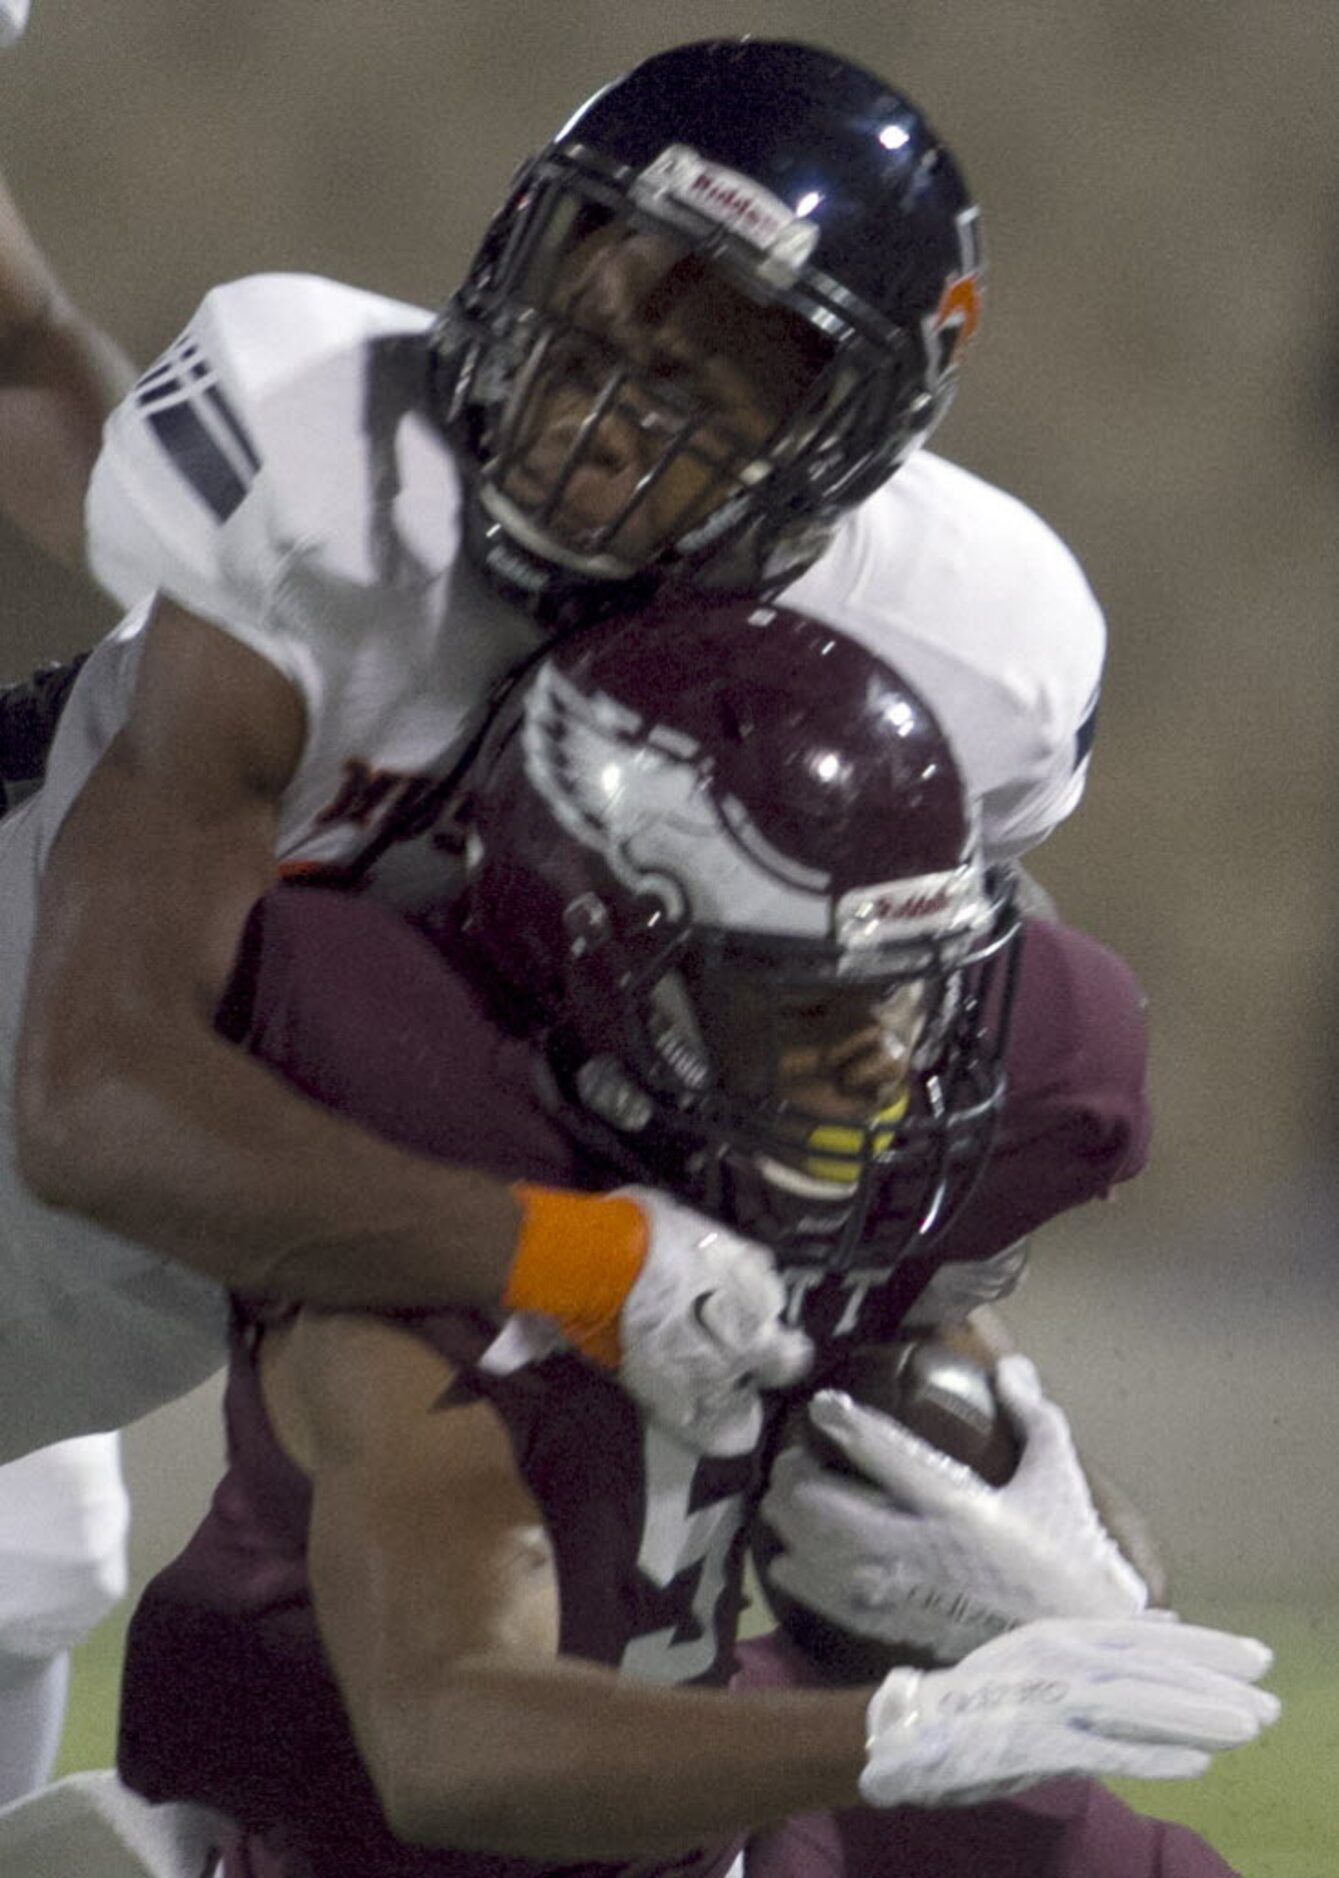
(760, 1354, 1146, 1661)
(861, 1615, 1279, 1808)
(0, 0, 30, 47)
(615, 1186, 812, 1456)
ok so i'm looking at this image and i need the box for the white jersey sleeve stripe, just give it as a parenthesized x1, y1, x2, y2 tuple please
(132, 333, 261, 523)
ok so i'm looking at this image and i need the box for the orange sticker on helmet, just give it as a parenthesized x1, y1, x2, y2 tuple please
(932, 272, 983, 347)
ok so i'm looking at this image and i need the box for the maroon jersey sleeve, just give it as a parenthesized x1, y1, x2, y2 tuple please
(407, 1316, 758, 1684)
(926, 915, 1150, 1255)
(222, 884, 591, 1184)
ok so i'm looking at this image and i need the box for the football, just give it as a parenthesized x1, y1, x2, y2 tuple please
(755, 1337, 1021, 1683)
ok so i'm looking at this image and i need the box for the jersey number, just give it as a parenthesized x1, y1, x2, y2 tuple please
(619, 1425, 745, 1684)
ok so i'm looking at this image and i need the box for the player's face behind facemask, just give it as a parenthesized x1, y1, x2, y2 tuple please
(673, 960, 931, 1195)
(482, 216, 835, 580)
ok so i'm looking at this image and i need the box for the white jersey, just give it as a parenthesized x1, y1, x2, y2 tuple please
(0, 271, 1105, 1457)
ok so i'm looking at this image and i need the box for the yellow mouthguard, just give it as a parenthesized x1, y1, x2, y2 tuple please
(801, 1090, 910, 1184)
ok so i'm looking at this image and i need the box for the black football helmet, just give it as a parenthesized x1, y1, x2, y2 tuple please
(459, 597, 1019, 1269)
(433, 38, 982, 626)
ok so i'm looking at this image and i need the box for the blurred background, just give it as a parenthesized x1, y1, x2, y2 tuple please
(1, 2, 1335, 1870)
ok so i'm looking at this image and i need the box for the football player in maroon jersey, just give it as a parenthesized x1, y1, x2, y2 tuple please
(116, 606, 1276, 1878)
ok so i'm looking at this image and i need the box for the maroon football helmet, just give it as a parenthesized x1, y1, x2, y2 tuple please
(461, 596, 1019, 1267)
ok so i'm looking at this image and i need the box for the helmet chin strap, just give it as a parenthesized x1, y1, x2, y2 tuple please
(479, 483, 640, 580)
(560, 1050, 972, 1274)
(463, 487, 658, 635)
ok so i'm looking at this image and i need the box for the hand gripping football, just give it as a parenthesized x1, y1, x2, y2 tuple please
(756, 1338, 1020, 1682)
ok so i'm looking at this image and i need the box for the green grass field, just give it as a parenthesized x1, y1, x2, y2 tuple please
(59, 1590, 1337, 1877)
(1102, 1594, 1338, 1878)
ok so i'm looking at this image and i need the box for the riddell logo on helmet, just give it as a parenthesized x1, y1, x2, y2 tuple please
(686, 171, 782, 242)
(635, 146, 820, 276)
(871, 888, 953, 920)
(837, 870, 979, 948)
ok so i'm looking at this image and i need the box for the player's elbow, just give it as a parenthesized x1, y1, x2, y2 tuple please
(13, 1051, 80, 1203)
(15, 1083, 97, 1209)
(12, 1027, 135, 1211)
(363, 1707, 522, 1854)
(360, 1678, 561, 1858)
(377, 1766, 524, 1857)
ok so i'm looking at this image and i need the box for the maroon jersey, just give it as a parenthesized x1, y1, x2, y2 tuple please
(116, 887, 1208, 1878)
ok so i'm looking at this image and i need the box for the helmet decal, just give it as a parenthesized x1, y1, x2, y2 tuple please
(521, 656, 837, 933)
(631, 144, 822, 284)
(924, 206, 984, 381)
(834, 865, 993, 950)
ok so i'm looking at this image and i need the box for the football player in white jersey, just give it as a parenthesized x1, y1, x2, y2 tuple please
(0, 43, 1105, 1458)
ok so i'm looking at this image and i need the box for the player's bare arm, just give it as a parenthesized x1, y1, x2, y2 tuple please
(268, 1308, 883, 1859)
(0, 165, 134, 567)
(14, 596, 527, 1310)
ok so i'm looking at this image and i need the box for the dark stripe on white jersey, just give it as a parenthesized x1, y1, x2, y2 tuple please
(1075, 693, 1100, 768)
(204, 382, 262, 475)
(144, 401, 250, 522)
(135, 332, 261, 522)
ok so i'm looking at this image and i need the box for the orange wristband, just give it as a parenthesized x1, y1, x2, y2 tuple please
(505, 1184, 649, 1370)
